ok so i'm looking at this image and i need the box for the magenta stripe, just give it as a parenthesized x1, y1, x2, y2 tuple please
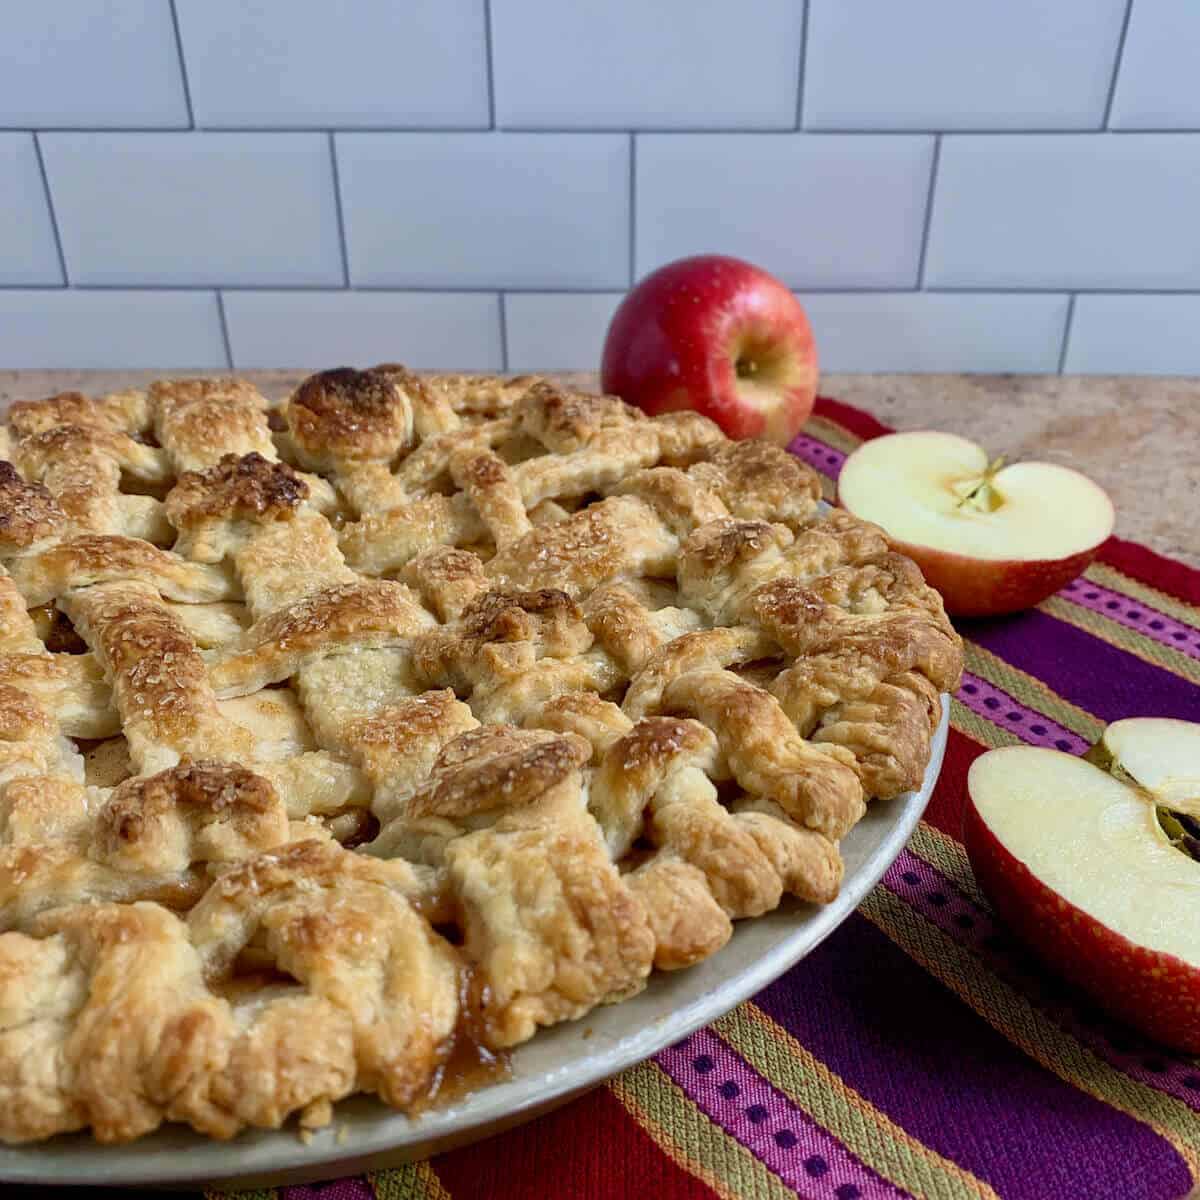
(789, 433, 847, 480)
(656, 1027, 909, 1200)
(282, 1178, 373, 1199)
(884, 847, 1200, 1113)
(1060, 576, 1200, 663)
(956, 670, 1090, 754)
(966, 609, 1200, 723)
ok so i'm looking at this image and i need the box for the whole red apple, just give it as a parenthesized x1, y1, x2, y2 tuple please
(601, 255, 818, 444)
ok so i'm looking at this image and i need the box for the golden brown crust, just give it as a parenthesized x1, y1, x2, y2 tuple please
(400, 546, 487, 621)
(63, 581, 254, 772)
(487, 495, 677, 596)
(690, 439, 822, 524)
(288, 368, 413, 465)
(166, 453, 308, 528)
(423, 373, 534, 418)
(151, 378, 276, 473)
(209, 578, 434, 696)
(448, 824, 654, 1047)
(408, 726, 591, 821)
(0, 462, 64, 555)
(164, 453, 313, 566)
(515, 380, 638, 453)
(625, 858, 732, 970)
(369, 362, 456, 437)
(7, 389, 150, 439)
(10, 534, 235, 606)
(94, 760, 287, 873)
(0, 369, 961, 1144)
(149, 377, 265, 411)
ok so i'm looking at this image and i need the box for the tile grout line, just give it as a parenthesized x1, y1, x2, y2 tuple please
(1056, 293, 1078, 374)
(483, 0, 497, 129)
(31, 133, 69, 285)
(214, 290, 234, 369)
(327, 133, 351, 287)
(915, 134, 942, 288)
(6, 282, 1200, 299)
(2, 285, 1197, 297)
(1102, 0, 1135, 129)
(2, 125, 501, 135)
(498, 292, 509, 371)
(167, 0, 195, 129)
(8, 125, 1200, 136)
(794, 0, 810, 129)
(628, 134, 637, 285)
(921, 285, 1194, 296)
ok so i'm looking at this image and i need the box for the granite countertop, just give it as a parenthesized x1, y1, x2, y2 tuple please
(2, 370, 1196, 568)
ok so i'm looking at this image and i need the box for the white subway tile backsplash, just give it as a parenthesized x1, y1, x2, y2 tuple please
(1, 0, 1199, 377)
(337, 134, 630, 289)
(636, 135, 933, 288)
(175, 0, 489, 129)
(0, 135, 62, 285)
(0, 291, 226, 368)
(0, 3, 189, 129)
(504, 293, 624, 371)
(493, 0, 803, 130)
(798, 293, 1070, 373)
(804, 0, 1126, 131)
(926, 135, 1200, 290)
(222, 291, 502, 370)
(40, 134, 343, 287)
(1064, 295, 1200, 375)
(1110, 0, 1200, 130)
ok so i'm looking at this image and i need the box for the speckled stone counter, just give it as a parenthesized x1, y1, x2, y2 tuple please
(2, 370, 1196, 568)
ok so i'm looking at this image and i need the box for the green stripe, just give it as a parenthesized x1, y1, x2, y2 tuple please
(718, 1006, 997, 1200)
(950, 696, 1020, 749)
(1086, 563, 1200, 627)
(962, 642, 1103, 741)
(806, 416, 862, 456)
(371, 1164, 449, 1200)
(860, 887, 1200, 1179)
(908, 823, 989, 907)
(612, 1060, 797, 1200)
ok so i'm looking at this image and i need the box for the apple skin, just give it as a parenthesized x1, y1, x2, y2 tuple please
(600, 255, 817, 445)
(885, 536, 1106, 618)
(964, 789, 1200, 1052)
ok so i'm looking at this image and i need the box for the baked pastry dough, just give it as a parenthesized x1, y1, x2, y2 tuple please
(0, 370, 961, 1143)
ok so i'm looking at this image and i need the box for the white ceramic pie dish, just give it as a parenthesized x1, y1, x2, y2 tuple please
(0, 699, 948, 1190)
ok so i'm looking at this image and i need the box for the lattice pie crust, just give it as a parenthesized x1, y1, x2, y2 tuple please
(0, 370, 962, 1143)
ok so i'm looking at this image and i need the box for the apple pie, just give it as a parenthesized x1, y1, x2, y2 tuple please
(0, 368, 962, 1143)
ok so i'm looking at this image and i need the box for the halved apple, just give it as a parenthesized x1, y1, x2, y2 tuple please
(965, 743, 1200, 1051)
(838, 432, 1114, 616)
(1089, 717, 1200, 816)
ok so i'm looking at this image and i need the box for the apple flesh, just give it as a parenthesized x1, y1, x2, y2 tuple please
(600, 254, 818, 445)
(1089, 717, 1200, 816)
(838, 431, 1114, 617)
(965, 744, 1200, 1051)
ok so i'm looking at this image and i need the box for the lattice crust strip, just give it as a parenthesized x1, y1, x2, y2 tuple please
(0, 370, 962, 1144)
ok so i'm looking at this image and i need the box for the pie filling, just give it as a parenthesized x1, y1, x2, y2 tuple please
(0, 369, 962, 1144)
